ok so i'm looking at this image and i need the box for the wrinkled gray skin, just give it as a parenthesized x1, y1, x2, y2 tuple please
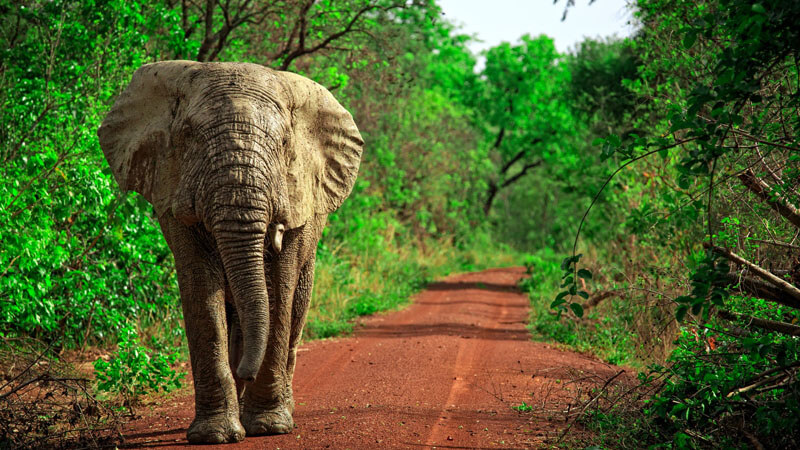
(97, 61, 363, 444)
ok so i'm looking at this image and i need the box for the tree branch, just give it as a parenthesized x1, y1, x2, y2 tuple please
(730, 128, 800, 152)
(718, 272, 800, 309)
(717, 310, 800, 336)
(277, 1, 410, 70)
(500, 138, 542, 174)
(585, 290, 622, 309)
(501, 160, 543, 188)
(739, 169, 800, 229)
(492, 127, 506, 150)
(707, 244, 800, 306)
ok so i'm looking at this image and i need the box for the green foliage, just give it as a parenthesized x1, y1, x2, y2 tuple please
(0, 0, 180, 349)
(673, 252, 730, 323)
(511, 401, 532, 412)
(522, 249, 637, 367)
(530, 0, 800, 447)
(566, 37, 640, 131)
(552, 254, 591, 319)
(641, 324, 800, 448)
(93, 326, 183, 406)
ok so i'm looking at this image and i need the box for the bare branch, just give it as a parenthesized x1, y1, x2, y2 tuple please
(746, 238, 800, 250)
(717, 310, 800, 336)
(707, 244, 800, 306)
(585, 290, 623, 309)
(501, 160, 543, 189)
(278, 2, 411, 70)
(718, 273, 800, 309)
(739, 169, 800, 229)
(730, 128, 800, 152)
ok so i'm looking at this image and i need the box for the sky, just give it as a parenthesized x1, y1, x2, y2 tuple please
(437, 0, 635, 59)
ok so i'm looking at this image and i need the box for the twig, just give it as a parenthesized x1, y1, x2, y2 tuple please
(557, 370, 626, 443)
(746, 238, 800, 250)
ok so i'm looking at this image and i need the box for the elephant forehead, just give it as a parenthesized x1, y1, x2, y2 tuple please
(184, 64, 284, 103)
(189, 100, 286, 135)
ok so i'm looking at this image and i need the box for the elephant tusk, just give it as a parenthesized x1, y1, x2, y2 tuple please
(271, 223, 285, 253)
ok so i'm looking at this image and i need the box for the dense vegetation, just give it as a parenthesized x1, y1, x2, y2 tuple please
(530, 0, 800, 447)
(1, 0, 799, 447)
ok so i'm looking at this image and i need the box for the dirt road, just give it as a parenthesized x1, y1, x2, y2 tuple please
(123, 267, 625, 449)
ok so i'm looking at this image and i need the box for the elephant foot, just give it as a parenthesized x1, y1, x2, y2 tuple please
(241, 406, 294, 435)
(187, 412, 245, 444)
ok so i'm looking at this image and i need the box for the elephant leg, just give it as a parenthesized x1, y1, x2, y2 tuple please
(158, 215, 244, 444)
(285, 254, 316, 414)
(240, 226, 302, 435)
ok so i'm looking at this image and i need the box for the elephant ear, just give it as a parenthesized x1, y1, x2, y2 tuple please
(279, 72, 364, 229)
(97, 61, 197, 217)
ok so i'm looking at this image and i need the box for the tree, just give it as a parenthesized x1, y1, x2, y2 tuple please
(165, 0, 434, 70)
(473, 35, 574, 215)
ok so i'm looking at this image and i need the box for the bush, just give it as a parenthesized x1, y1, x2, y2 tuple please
(93, 326, 183, 409)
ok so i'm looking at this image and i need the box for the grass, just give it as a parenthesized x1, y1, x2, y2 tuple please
(521, 247, 677, 369)
(305, 227, 517, 340)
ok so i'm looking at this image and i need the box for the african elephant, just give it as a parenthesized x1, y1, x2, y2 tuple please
(97, 61, 363, 444)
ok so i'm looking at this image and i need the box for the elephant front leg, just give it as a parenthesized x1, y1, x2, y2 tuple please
(285, 256, 316, 414)
(159, 216, 244, 444)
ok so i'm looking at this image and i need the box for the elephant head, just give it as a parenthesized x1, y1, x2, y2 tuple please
(97, 61, 363, 381)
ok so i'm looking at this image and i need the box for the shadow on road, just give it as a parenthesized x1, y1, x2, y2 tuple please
(424, 281, 522, 293)
(357, 322, 530, 341)
(120, 427, 189, 448)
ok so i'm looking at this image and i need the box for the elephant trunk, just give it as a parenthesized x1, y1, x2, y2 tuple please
(215, 227, 269, 382)
(195, 108, 286, 381)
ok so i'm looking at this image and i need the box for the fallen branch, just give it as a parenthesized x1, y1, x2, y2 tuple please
(740, 361, 800, 387)
(557, 370, 626, 443)
(745, 238, 800, 250)
(707, 244, 800, 306)
(727, 372, 788, 398)
(585, 290, 623, 309)
(718, 272, 800, 309)
(717, 309, 800, 336)
(739, 169, 800, 228)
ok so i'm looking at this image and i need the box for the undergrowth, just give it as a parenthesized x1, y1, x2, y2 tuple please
(0, 338, 123, 449)
(307, 225, 515, 339)
(521, 248, 644, 368)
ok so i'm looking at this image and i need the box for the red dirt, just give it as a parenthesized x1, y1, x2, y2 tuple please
(121, 267, 627, 449)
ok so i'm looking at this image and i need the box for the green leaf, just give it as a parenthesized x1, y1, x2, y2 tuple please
(569, 302, 584, 317)
(550, 294, 568, 309)
(675, 305, 689, 322)
(577, 268, 592, 280)
(752, 3, 766, 14)
(683, 30, 697, 49)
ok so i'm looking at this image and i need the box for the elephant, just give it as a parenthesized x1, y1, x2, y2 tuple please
(97, 61, 363, 444)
